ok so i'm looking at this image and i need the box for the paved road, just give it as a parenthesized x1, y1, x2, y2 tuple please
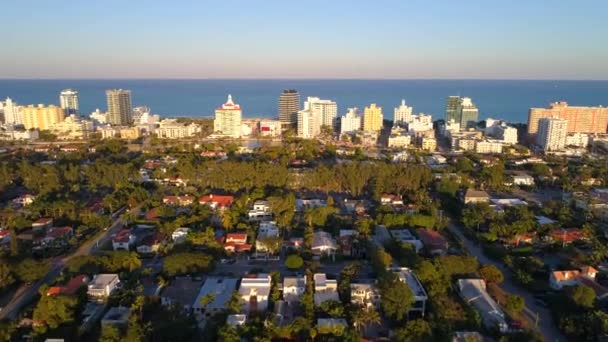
(448, 222, 564, 342)
(0, 206, 135, 321)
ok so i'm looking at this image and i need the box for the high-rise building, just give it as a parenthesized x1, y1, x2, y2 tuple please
(214, 94, 242, 138)
(1, 97, 22, 124)
(106, 89, 133, 125)
(459, 97, 479, 129)
(278, 90, 300, 130)
(59, 89, 79, 115)
(21, 104, 65, 130)
(445, 96, 462, 123)
(306, 97, 337, 129)
(527, 102, 608, 136)
(297, 109, 318, 139)
(407, 114, 434, 133)
(394, 99, 413, 127)
(537, 117, 567, 151)
(363, 104, 383, 132)
(340, 108, 362, 134)
(444, 96, 479, 130)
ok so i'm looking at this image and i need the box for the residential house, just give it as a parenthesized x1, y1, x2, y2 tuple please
(136, 232, 165, 254)
(317, 318, 347, 334)
(338, 230, 357, 256)
(192, 277, 239, 318)
(239, 274, 272, 312)
(160, 277, 203, 311)
(311, 231, 337, 256)
(47, 275, 89, 296)
(88, 274, 120, 300)
(227, 314, 247, 326)
(391, 267, 428, 316)
(41, 226, 73, 247)
(512, 174, 535, 186)
(390, 229, 423, 253)
(548, 228, 589, 245)
(550, 266, 600, 291)
(172, 227, 190, 244)
(32, 218, 53, 232)
(380, 194, 403, 206)
(101, 306, 130, 327)
(313, 273, 339, 305)
(162, 195, 195, 206)
(350, 282, 380, 308)
(296, 198, 326, 212)
(462, 189, 490, 205)
(198, 194, 234, 210)
(112, 229, 136, 251)
(287, 237, 304, 250)
(255, 222, 280, 254)
(416, 229, 449, 255)
(248, 200, 273, 222)
(12, 194, 35, 207)
(502, 232, 536, 247)
(457, 279, 508, 333)
(282, 276, 306, 303)
(224, 233, 252, 253)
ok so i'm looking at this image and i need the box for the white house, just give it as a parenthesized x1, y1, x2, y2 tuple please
(112, 229, 135, 251)
(313, 273, 339, 305)
(248, 200, 273, 222)
(311, 231, 337, 256)
(512, 174, 535, 186)
(192, 277, 238, 319)
(550, 266, 598, 290)
(391, 267, 428, 316)
(239, 274, 272, 313)
(255, 221, 280, 254)
(172, 227, 190, 244)
(282, 276, 306, 303)
(350, 283, 380, 308)
(88, 274, 120, 300)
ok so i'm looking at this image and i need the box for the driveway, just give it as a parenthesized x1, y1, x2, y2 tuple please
(448, 222, 565, 342)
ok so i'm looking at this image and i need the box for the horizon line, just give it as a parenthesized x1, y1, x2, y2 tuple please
(1, 77, 608, 82)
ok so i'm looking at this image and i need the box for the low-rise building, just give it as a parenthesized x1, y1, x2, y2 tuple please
(350, 282, 380, 308)
(255, 221, 280, 254)
(512, 174, 535, 186)
(161, 277, 203, 311)
(172, 227, 190, 244)
(193, 277, 239, 318)
(311, 231, 337, 256)
(282, 276, 306, 303)
(457, 279, 507, 333)
(258, 120, 282, 137)
(420, 136, 437, 151)
(162, 195, 195, 206)
(239, 274, 272, 312)
(155, 119, 201, 139)
(248, 200, 273, 222)
(390, 229, 424, 253)
(313, 273, 339, 305)
(416, 229, 448, 255)
(391, 267, 428, 316)
(199, 194, 234, 210)
(136, 232, 165, 254)
(550, 266, 598, 290)
(12, 194, 36, 207)
(112, 229, 136, 251)
(47, 275, 89, 296)
(32, 218, 53, 232)
(224, 233, 252, 253)
(88, 274, 120, 300)
(462, 189, 490, 205)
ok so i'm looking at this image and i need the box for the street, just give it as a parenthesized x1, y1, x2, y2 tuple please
(0, 206, 136, 321)
(448, 221, 565, 342)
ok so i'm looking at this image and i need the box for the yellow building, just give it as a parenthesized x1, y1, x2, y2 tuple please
(21, 104, 65, 130)
(119, 127, 141, 139)
(363, 104, 383, 132)
(421, 137, 437, 151)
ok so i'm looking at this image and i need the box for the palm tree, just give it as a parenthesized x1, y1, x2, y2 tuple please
(353, 306, 381, 335)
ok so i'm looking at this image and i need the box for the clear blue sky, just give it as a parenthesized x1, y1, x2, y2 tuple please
(2, 0, 608, 79)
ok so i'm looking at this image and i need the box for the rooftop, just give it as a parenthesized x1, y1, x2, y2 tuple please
(192, 277, 239, 310)
(161, 277, 203, 308)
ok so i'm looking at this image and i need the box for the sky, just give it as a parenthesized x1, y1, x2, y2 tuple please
(2, 0, 608, 79)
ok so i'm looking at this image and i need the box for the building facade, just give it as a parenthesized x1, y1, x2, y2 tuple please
(394, 99, 413, 127)
(51, 115, 93, 139)
(278, 89, 300, 130)
(363, 103, 383, 132)
(408, 114, 433, 133)
(528, 102, 608, 136)
(21, 104, 65, 130)
(155, 119, 201, 138)
(537, 117, 568, 151)
(59, 89, 79, 115)
(307, 97, 337, 129)
(214, 94, 242, 138)
(459, 97, 479, 129)
(340, 108, 362, 134)
(445, 96, 462, 123)
(1, 97, 22, 124)
(106, 89, 133, 125)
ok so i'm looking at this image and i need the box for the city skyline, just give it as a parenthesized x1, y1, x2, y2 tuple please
(1, 1, 608, 80)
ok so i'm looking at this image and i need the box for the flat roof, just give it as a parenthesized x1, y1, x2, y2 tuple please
(193, 277, 238, 310)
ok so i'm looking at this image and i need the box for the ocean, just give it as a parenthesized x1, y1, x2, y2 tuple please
(1, 79, 607, 124)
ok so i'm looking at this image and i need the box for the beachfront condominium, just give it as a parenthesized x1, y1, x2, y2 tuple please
(445, 96, 479, 130)
(537, 117, 567, 151)
(214, 94, 242, 138)
(340, 108, 362, 134)
(363, 103, 383, 132)
(527, 102, 608, 136)
(445, 96, 462, 124)
(307, 97, 338, 130)
(278, 89, 300, 130)
(0, 97, 22, 124)
(21, 104, 65, 130)
(59, 89, 79, 115)
(394, 99, 413, 127)
(106, 89, 133, 125)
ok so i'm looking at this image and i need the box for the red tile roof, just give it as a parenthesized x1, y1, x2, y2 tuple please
(33, 218, 53, 226)
(113, 229, 132, 243)
(46, 226, 73, 239)
(416, 228, 448, 249)
(139, 232, 165, 247)
(225, 233, 247, 244)
(550, 228, 588, 243)
(199, 194, 234, 208)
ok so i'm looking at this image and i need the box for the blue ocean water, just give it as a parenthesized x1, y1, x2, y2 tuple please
(0, 79, 607, 123)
